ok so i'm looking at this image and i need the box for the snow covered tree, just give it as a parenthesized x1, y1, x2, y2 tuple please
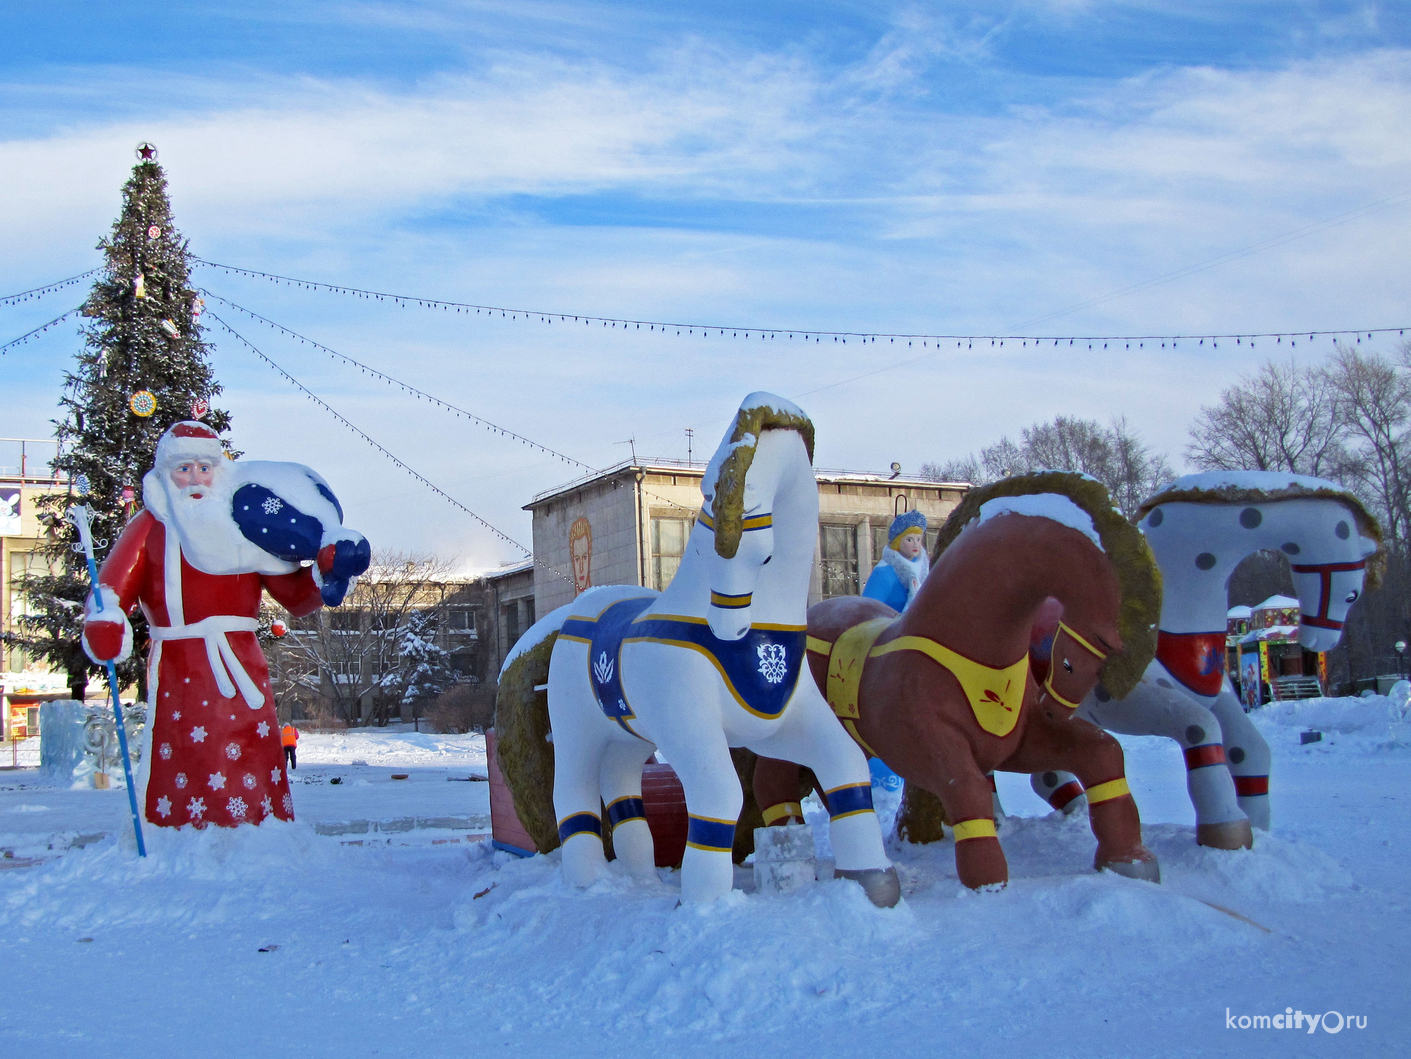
(3, 146, 228, 700)
(388, 609, 457, 729)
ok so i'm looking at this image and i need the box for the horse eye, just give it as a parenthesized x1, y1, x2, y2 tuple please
(1062, 658, 1073, 673)
(1345, 590, 1359, 603)
(761, 555, 772, 565)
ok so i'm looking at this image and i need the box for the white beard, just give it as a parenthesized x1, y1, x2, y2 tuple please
(881, 546, 929, 607)
(142, 466, 298, 577)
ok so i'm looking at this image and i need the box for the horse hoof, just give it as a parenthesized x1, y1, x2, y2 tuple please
(835, 866, 901, 908)
(1098, 854, 1160, 884)
(1197, 819, 1254, 850)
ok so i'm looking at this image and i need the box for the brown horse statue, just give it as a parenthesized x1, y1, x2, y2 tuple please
(752, 472, 1163, 890)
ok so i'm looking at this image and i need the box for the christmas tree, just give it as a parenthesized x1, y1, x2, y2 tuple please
(4, 144, 229, 699)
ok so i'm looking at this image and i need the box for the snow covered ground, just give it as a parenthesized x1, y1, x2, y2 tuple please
(2, 702, 1407, 1057)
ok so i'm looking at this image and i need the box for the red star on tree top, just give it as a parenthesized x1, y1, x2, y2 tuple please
(135, 142, 158, 161)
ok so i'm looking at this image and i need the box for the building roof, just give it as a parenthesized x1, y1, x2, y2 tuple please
(1253, 594, 1299, 611)
(483, 558, 534, 581)
(1227, 605, 1253, 618)
(525, 457, 968, 510)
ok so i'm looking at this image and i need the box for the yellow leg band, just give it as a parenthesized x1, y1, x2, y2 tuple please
(1084, 777, 1131, 804)
(761, 801, 804, 826)
(951, 818, 998, 842)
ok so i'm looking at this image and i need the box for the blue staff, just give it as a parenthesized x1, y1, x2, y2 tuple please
(68, 502, 147, 857)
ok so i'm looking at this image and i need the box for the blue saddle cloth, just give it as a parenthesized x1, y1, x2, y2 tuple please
(559, 597, 807, 726)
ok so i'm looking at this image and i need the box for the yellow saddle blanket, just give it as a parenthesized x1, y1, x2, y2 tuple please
(809, 617, 1030, 739)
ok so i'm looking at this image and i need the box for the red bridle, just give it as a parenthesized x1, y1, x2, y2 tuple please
(1290, 559, 1367, 631)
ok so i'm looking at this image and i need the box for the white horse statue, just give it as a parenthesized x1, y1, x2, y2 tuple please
(535, 393, 898, 906)
(1031, 471, 1380, 849)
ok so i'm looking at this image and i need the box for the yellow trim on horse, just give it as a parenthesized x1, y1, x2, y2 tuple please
(817, 618, 1031, 739)
(870, 636, 1029, 738)
(761, 801, 804, 825)
(1083, 777, 1131, 804)
(951, 818, 998, 842)
(1057, 619, 1108, 659)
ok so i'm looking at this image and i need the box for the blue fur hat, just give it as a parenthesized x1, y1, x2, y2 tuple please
(888, 509, 927, 548)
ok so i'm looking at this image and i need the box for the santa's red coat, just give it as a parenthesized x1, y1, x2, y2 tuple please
(97, 510, 323, 829)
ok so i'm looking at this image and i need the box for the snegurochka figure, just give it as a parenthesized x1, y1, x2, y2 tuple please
(862, 509, 928, 613)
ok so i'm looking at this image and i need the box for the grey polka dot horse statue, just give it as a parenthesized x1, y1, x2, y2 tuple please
(1031, 471, 1381, 849)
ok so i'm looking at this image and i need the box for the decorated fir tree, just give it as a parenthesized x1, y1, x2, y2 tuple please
(5, 144, 229, 699)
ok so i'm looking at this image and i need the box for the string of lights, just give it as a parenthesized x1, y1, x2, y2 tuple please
(204, 310, 574, 584)
(194, 257, 1407, 351)
(199, 290, 594, 471)
(201, 289, 702, 517)
(1, 308, 81, 355)
(0, 268, 100, 309)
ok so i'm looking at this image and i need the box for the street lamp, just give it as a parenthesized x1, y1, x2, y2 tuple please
(1396, 641, 1406, 679)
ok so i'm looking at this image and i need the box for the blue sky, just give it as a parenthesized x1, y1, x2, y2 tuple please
(3, 2, 1409, 569)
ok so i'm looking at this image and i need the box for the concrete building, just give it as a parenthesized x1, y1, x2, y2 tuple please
(523, 458, 968, 619)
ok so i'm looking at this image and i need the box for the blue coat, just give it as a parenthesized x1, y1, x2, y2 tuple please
(862, 563, 909, 612)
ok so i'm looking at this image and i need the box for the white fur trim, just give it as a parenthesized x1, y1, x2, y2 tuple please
(880, 546, 929, 607)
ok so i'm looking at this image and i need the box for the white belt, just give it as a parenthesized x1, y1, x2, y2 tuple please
(150, 615, 264, 709)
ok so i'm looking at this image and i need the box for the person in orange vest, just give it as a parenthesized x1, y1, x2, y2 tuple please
(281, 721, 299, 771)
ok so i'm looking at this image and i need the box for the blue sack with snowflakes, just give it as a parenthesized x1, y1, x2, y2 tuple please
(230, 461, 371, 606)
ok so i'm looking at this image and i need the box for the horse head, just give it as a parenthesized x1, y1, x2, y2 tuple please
(701, 393, 815, 641)
(1135, 472, 1383, 654)
(931, 472, 1162, 708)
(1284, 499, 1381, 652)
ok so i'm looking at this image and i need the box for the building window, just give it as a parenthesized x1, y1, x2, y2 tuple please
(446, 607, 477, 633)
(451, 650, 479, 678)
(651, 517, 692, 590)
(329, 610, 361, 632)
(819, 524, 858, 599)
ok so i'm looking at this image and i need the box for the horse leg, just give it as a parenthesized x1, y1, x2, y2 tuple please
(1006, 710, 1159, 882)
(752, 756, 806, 826)
(652, 724, 743, 906)
(749, 692, 898, 907)
(889, 721, 1006, 889)
(1030, 769, 1087, 813)
(1082, 676, 1252, 850)
(551, 734, 612, 888)
(547, 655, 613, 888)
(599, 738, 660, 880)
(1208, 680, 1271, 832)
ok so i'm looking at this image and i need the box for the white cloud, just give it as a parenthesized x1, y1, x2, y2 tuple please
(3, 33, 1410, 564)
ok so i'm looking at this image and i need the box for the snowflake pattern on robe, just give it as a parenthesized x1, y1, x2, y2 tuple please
(282, 793, 294, 815)
(225, 742, 241, 760)
(188, 797, 206, 820)
(209, 772, 226, 790)
(257, 721, 269, 738)
(228, 797, 248, 820)
(191, 726, 207, 743)
(159, 743, 172, 759)
(261, 795, 274, 816)
(262, 496, 284, 515)
(243, 773, 257, 789)
(156, 795, 171, 817)
(175, 773, 187, 789)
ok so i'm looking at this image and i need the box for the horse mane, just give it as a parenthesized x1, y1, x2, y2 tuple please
(1137, 478, 1385, 588)
(710, 397, 815, 559)
(931, 472, 1161, 698)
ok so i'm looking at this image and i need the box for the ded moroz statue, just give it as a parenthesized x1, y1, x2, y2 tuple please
(81, 422, 370, 829)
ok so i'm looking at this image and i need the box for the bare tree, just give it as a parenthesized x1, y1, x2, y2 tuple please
(1186, 358, 1347, 478)
(1326, 343, 1411, 549)
(924, 415, 1173, 519)
(274, 550, 459, 726)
